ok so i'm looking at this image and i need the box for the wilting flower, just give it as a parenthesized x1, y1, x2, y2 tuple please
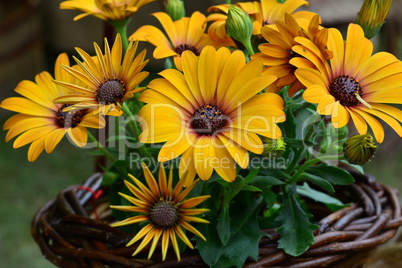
(343, 133, 377, 165)
(54, 34, 149, 116)
(60, 0, 156, 21)
(356, 0, 392, 39)
(252, 13, 330, 96)
(294, 23, 402, 143)
(138, 46, 285, 184)
(110, 163, 210, 261)
(130, 11, 223, 71)
(0, 53, 106, 162)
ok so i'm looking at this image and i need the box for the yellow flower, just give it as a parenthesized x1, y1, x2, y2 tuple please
(130, 11, 226, 71)
(138, 46, 285, 184)
(356, 0, 392, 39)
(0, 53, 106, 162)
(294, 23, 402, 143)
(207, 0, 315, 39)
(110, 163, 210, 261)
(54, 34, 149, 116)
(60, 0, 156, 21)
(252, 13, 329, 96)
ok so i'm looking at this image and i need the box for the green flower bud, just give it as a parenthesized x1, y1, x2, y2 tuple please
(356, 0, 392, 39)
(343, 133, 377, 165)
(225, 5, 254, 55)
(165, 0, 185, 21)
(262, 137, 286, 158)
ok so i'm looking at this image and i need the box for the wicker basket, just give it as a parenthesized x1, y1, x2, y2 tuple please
(31, 172, 402, 268)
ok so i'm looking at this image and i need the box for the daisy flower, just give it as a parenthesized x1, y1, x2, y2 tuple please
(138, 46, 285, 185)
(110, 163, 210, 261)
(252, 13, 330, 96)
(129, 11, 225, 71)
(207, 0, 316, 38)
(54, 34, 149, 116)
(294, 23, 402, 143)
(60, 0, 156, 21)
(0, 53, 106, 162)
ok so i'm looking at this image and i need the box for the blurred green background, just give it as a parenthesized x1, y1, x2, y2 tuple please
(1, 0, 402, 267)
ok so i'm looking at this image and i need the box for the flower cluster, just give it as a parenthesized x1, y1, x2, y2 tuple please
(1, 0, 401, 266)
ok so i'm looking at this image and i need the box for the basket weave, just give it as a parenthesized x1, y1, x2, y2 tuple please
(31, 171, 402, 268)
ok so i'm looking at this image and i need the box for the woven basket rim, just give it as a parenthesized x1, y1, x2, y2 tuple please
(31, 171, 402, 268)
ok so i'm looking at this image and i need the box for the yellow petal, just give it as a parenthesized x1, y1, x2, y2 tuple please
(44, 128, 66, 153)
(193, 136, 215, 181)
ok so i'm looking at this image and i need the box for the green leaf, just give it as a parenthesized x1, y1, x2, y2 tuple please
(250, 175, 284, 188)
(276, 184, 318, 256)
(262, 188, 277, 208)
(217, 205, 231, 246)
(302, 173, 335, 192)
(212, 197, 264, 268)
(195, 220, 223, 266)
(242, 185, 262, 192)
(307, 163, 355, 185)
(297, 183, 349, 211)
(101, 171, 120, 186)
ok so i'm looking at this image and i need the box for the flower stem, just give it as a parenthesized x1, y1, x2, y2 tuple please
(244, 39, 255, 56)
(121, 102, 151, 157)
(108, 18, 130, 51)
(226, 0, 231, 4)
(87, 131, 115, 163)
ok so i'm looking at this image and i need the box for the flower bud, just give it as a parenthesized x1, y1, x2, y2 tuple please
(356, 0, 392, 39)
(262, 137, 286, 158)
(165, 0, 185, 21)
(343, 133, 377, 165)
(225, 5, 254, 53)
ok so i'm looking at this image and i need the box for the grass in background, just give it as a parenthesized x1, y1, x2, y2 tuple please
(0, 117, 95, 268)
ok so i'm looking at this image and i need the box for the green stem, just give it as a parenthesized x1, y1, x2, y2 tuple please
(290, 155, 345, 184)
(108, 18, 130, 51)
(286, 147, 304, 172)
(121, 102, 151, 158)
(244, 39, 255, 56)
(226, 0, 231, 4)
(88, 131, 115, 163)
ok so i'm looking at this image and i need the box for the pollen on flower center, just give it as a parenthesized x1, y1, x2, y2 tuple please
(175, 44, 199, 56)
(190, 104, 228, 135)
(329, 75, 362, 106)
(149, 201, 178, 228)
(56, 104, 86, 128)
(96, 79, 125, 104)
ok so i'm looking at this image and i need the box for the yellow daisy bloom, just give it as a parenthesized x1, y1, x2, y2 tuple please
(60, 0, 156, 21)
(252, 13, 329, 96)
(207, 0, 316, 38)
(0, 53, 106, 162)
(293, 23, 402, 143)
(110, 163, 210, 261)
(54, 34, 149, 116)
(129, 11, 224, 71)
(138, 46, 285, 184)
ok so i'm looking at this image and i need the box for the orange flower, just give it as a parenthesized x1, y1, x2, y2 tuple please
(111, 163, 210, 261)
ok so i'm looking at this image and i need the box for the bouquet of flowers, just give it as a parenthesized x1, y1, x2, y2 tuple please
(2, 0, 402, 267)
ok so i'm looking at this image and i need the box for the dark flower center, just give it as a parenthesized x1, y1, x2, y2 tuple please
(175, 44, 199, 56)
(149, 201, 178, 228)
(329, 75, 362, 106)
(96, 79, 125, 104)
(56, 104, 86, 128)
(190, 104, 228, 135)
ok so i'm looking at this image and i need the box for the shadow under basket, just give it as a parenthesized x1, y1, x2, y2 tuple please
(31, 172, 402, 268)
